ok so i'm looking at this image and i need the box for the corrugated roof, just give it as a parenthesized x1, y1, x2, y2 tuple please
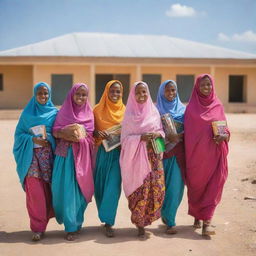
(0, 32, 256, 59)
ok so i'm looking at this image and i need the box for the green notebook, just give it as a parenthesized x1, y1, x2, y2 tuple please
(151, 137, 165, 154)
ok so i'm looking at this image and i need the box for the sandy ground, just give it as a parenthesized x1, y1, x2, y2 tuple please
(0, 114, 255, 256)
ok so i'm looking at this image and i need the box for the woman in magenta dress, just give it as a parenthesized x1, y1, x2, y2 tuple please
(184, 74, 230, 236)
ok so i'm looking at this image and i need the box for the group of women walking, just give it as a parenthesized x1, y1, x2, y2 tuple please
(13, 74, 230, 241)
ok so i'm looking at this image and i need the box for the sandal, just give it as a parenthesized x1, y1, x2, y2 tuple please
(105, 224, 114, 238)
(166, 226, 178, 235)
(193, 219, 202, 229)
(66, 232, 77, 241)
(202, 223, 216, 236)
(32, 232, 43, 241)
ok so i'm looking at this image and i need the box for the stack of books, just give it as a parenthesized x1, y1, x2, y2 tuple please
(161, 113, 184, 151)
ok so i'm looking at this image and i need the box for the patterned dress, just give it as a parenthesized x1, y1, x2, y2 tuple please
(128, 145, 165, 227)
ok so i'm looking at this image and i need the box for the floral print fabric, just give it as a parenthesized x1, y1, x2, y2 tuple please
(128, 146, 165, 227)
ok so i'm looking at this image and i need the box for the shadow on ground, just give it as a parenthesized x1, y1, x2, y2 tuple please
(0, 224, 211, 245)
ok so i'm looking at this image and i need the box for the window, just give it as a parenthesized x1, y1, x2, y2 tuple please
(176, 75, 194, 102)
(0, 74, 3, 91)
(142, 74, 161, 102)
(229, 75, 246, 102)
(51, 74, 73, 105)
(95, 74, 130, 104)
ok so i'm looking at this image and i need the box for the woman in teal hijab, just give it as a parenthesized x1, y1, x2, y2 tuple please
(13, 82, 58, 241)
(156, 80, 186, 234)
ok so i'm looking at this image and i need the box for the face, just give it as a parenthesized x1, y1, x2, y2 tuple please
(164, 82, 177, 101)
(108, 82, 122, 103)
(36, 86, 49, 105)
(135, 83, 148, 104)
(73, 86, 88, 106)
(199, 76, 212, 96)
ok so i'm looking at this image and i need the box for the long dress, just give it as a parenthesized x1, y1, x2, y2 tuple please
(93, 80, 125, 226)
(94, 145, 121, 226)
(120, 81, 165, 227)
(184, 74, 229, 221)
(156, 79, 186, 227)
(13, 82, 57, 232)
(51, 83, 95, 232)
(52, 146, 87, 232)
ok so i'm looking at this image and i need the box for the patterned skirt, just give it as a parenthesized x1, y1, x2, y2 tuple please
(128, 147, 165, 227)
(27, 146, 53, 183)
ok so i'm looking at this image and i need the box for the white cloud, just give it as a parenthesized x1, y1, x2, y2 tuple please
(166, 4, 197, 17)
(233, 31, 256, 42)
(218, 31, 256, 42)
(218, 33, 230, 41)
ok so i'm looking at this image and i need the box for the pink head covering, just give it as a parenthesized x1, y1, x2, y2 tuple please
(121, 81, 164, 142)
(184, 74, 229, 220)
(120, 81, 164, 197)
(53, 83, 95, 203)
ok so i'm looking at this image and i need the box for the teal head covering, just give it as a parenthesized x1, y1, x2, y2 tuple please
(13, 82, 58, 187)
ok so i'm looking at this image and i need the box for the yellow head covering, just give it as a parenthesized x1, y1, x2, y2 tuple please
(93, 80, 126, 144)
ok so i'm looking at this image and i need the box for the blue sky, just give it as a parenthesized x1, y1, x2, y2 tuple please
(0, 0, 256, 53)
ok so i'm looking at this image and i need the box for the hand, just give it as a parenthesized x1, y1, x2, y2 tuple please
(61, 127, 80, 142)
(94, 130, 110, 139)
(167, 133, 181, 143)
(213, 134, 228, 144)
(33, 137, 49, 147)
(141, 133, 155, 142)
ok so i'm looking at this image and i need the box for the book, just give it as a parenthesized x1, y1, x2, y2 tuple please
(29, 125, 47, 148)
(151, 137, 166, 154)
(102, 124, 121, 152)
(29, 125, 47, 139)
(212, 121, 227, 136)
(161, 113, 184, 151)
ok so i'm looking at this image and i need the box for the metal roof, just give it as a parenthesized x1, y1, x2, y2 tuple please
(0, 32, 256, 59)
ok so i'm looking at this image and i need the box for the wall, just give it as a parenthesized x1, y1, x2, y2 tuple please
(0, 65, 33, 109)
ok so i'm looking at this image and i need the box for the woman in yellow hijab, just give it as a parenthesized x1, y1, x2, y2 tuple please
(93, 80, 125, 237)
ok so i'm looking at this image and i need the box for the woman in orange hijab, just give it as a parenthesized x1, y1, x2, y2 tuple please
(93, 80, 125, 237)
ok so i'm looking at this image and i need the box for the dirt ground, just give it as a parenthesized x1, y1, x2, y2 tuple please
(0, 114, 255, 256)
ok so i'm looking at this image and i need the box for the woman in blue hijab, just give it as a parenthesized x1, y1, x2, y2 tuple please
(156, 80, 186, 234)
(13, 82, 58, 241)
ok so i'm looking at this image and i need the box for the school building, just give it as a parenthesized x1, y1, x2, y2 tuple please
(0, 32, 256, 112)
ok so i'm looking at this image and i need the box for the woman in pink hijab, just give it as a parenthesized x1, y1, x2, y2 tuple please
(120, 81, 165, 238)
(51, 83, 94, 241)
(184, 74, 230, 236)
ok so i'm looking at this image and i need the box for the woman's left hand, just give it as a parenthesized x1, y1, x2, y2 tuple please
(213, 134, 228, 144)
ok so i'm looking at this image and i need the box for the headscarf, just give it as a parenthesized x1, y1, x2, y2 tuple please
(53, 83, 95, 203)
(120, 81, 164, 197)
(156, 80, 185, 122)
(13, 82, 58, 187)
(93, 80, 125, 145)
(184, 74, 229, 220)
